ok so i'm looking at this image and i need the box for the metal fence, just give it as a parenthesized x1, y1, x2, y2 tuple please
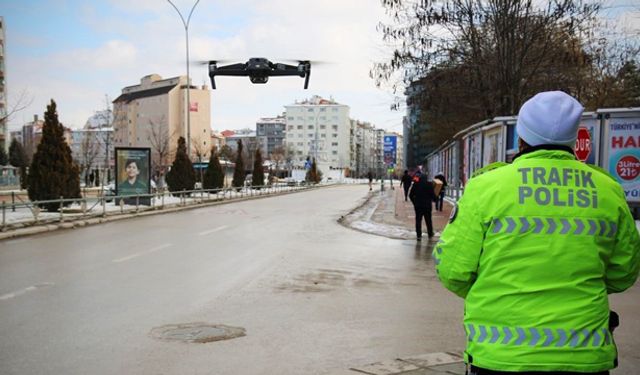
(0, 181, 338, 230)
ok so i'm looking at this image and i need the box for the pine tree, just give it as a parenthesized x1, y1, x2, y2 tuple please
(305, 158, 322, 184)
(27, 100, 80, 212)
(232, 139, 245, 189)
(166, 136, 195, 194)
(9, 139, 29, 189)
(203, 146, 224, 190)
(0, 147, 7, 165)
(252, 148, 265, 189)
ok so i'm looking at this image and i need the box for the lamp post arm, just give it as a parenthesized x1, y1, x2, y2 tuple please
(166, 0, 200, 160)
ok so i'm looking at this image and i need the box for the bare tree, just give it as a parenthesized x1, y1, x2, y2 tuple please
(270, 146, 286, 178)
(371, 0, 640, 158)
(148, 117, 172, 182)
(0, 88, 33, 124)
(191, 134, 210, 184)
(78, 131, 100, 186)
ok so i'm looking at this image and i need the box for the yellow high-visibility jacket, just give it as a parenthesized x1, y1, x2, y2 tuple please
(434, 147, 640, 372)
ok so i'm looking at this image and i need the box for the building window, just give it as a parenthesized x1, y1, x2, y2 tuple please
(332, 134, 338, 138)
(297, 125, 303, 129)
(298, 134, 303, 138)
(332, 108, 338, 112)
(308, 125, 313, 129)
(307, 108, 314, 112)
(288, 116, 294, 120)
(332, 151, 338, 155)
(321, 134, 326, 138)
(320, 125, 326, 130)
(308, 116, 314, 120)
(332, 125, 338, 130)
(320, 107, 326, 112)
(332, 142, 338, 146)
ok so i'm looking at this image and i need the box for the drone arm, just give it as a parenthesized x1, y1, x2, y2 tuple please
(304, 70, 310, 89)
(213, 64, 251, 76)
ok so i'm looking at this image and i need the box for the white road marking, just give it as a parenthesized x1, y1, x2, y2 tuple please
(198, 225, 228, 236)
(112, 243, 173, 263)
(0, 282, 55, 301)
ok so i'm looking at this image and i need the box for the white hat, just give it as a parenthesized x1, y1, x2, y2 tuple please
(516, 91, 584, 148)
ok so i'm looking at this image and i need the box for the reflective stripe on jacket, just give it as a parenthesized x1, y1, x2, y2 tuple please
(434, 148, 640, 372)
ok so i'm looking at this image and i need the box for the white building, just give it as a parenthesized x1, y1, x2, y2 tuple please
(284, 95, 351, 174)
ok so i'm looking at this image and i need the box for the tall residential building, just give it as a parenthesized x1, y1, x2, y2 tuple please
(0, 17, 7, 152)
(112, 74, 211, 169)
(284, 95, 351, 172)
(351, 120, 378, 177)
(21, 115, 44, 159)
(405, 79, 430, 167)
(256, 115, 285, 158)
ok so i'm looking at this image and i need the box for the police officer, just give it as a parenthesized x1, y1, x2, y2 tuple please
(433, 91, 640, 374)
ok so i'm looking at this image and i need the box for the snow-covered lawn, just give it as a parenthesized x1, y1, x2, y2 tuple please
(0, 184, 315, 228)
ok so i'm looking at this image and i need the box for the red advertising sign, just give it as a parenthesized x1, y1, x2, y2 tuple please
(189, 102, 198, 112)
(616, 155, 640, 181)
(574, 127, 591, 161)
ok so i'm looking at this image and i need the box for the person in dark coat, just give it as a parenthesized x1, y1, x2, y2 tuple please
(399, 170, 412, 201)
(434, 172, 447, 211)
(409, 171, 436, 241)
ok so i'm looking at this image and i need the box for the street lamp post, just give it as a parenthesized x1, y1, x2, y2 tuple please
(167, 0, 200, 159)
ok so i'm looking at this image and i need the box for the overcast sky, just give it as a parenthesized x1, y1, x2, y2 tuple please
(2, 0, 406, 133)
(2, 1, 638, 133)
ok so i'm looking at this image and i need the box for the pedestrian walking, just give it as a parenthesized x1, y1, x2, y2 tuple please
(409, 170, 435, 241)
(433, 91, 640, 374)
(400, 170, 412, 201)
(434, 172, 447, 211)
(367, 171, 373, 191)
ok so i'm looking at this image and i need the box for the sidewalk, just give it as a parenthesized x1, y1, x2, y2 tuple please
(335, 186, 465, 375)
(340, 185, 455, 242)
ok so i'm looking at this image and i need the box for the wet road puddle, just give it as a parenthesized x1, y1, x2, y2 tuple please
(150, 323, 245, 343)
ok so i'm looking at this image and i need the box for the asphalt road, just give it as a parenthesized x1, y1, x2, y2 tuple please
(0, 185, 464, 375)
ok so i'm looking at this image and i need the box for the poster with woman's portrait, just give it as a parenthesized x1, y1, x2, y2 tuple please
(115, 147, 151, 205)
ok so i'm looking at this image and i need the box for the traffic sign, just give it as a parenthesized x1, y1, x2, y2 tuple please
(574, 127, 591, 162)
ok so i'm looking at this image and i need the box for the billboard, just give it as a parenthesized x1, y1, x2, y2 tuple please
(605, 117, 640, 202)
(383, 135, 397, 167)
(115, 147, 151, 205)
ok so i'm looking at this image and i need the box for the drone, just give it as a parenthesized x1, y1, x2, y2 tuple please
(206, 58, 311, 89)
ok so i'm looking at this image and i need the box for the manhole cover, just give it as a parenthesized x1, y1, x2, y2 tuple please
(150, 323, 246, 343)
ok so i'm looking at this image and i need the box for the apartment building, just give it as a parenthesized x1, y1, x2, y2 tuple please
(284, 96, 351, 174)
(0, 17, 7, 153)
(349, 120, 375, 177)
(256, 115, 285, 158)
(112, 74, 211, 167)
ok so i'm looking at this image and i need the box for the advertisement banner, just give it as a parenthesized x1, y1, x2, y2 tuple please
(606, 119, 640, 202)
(383, 135, 397, 167)
(115, 147, 151, 205)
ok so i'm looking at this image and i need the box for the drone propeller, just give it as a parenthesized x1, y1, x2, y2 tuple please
(279, 59, 330, 66)
(192, 59, 235, 66)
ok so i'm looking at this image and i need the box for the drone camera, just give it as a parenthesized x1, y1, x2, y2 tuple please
(250, 75, 269, 84)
